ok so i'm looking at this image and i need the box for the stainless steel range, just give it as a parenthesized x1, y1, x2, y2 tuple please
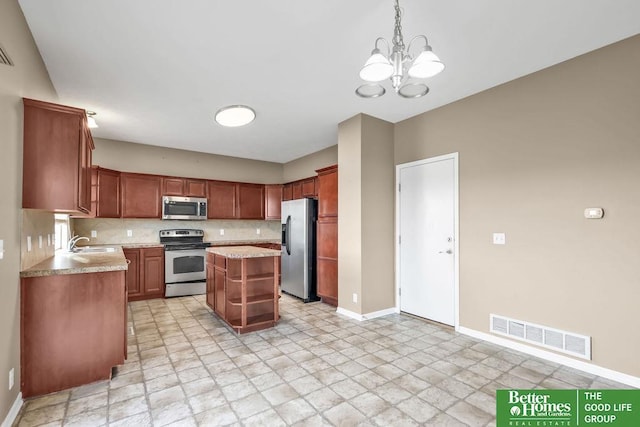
(161, 229, 211, 297)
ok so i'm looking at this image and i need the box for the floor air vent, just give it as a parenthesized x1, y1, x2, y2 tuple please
(0, 44, 13, 66)
(490, 314, 591, 360)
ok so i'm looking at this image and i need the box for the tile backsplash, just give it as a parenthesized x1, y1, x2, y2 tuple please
(72, 218, 281, 245)
(21, 210, 55, 270)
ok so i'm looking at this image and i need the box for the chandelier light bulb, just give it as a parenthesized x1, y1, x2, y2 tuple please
(408, 49, 445, 79)
(359, 49, 394, 82)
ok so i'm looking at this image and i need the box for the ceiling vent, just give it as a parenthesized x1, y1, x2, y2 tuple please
(490, 313, 591, 360)
(0, 44, 14, 66)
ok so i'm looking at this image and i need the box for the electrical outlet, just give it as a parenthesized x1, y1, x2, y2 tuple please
(493, 233, 506, 245)
(38, 235, 43, 249)
(0, 239, 4, 260)
(219, 229, 225, 236)
(256, 228, 261, 235)
(127, 230, 133, 237)
(91, 230, 97, 238)
(47, 234, 51, 246)
(27, 236, 32, 252)
(353, 293, 358, 303)
(9, 368, 14, 390)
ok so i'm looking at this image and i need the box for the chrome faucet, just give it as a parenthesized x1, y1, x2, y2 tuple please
(68, 235, 90, 252)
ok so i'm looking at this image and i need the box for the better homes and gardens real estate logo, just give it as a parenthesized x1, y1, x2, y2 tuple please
(497, 389, 640, 426)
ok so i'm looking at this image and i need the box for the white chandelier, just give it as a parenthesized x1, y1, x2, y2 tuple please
(356, 0, 444, 99)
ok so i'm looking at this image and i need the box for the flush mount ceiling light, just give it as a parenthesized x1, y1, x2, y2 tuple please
(215, 105, 256, 127)
(86, 111, 98, 128)
(356, 0, 445, 99)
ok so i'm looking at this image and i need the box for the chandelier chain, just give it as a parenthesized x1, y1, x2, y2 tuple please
(392, 0, 404, 53)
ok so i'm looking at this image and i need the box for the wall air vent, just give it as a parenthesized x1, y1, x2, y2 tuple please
(0, 44, 13, 66)
(490, 313, 591, 360)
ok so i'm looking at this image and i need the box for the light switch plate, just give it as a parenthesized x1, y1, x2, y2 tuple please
(127, 230, 133, 237)
(38, 235, 43, 249)
(91, 230, 97, 238)
(256, 228, 261, 235)
(0, 239, 4, 260)
(220, 229, 225, 236)
(27, 236, 32, 252)
(493, 233, 506, 245)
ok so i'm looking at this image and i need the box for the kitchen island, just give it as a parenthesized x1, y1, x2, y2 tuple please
(206, 246, 281, 334)
(20, 248, 128, 397)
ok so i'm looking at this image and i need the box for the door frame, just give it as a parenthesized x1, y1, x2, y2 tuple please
(395, 152, 460, 330)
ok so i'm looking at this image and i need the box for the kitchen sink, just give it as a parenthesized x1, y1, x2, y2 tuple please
(71, 246, 116, 254)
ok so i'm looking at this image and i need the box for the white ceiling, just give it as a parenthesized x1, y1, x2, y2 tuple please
(18, 0, 640, 163)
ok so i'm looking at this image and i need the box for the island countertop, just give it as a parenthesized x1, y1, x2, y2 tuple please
(20, 247, 128, 278)
(206, 246, 281, 258)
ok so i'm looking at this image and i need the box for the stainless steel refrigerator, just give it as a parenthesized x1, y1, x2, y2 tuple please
(281, 198, 318, 302)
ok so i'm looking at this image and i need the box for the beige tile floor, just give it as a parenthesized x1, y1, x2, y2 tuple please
(14, 294, 632, 426)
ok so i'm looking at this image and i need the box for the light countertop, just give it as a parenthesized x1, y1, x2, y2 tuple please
(206, 246, 281, 258)
(20, 247, 128, 278)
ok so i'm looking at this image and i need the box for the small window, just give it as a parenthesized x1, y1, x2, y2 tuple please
(54, 214, 69, 250)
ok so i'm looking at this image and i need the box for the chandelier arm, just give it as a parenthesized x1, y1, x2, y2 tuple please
(406, 35, 429, 59)
(374, 37, 391, 57)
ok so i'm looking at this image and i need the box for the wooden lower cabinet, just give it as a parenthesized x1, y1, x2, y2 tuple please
(21, 271, 127, 398)
(124, 247, 165, 301)
(316, 218, 338, 305)
(207, 252, 279, 334)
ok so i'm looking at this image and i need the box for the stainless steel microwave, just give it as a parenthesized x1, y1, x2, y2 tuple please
(162, 196, 207, 220)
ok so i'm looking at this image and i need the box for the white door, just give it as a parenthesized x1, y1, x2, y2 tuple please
(397, 154, 457, 326)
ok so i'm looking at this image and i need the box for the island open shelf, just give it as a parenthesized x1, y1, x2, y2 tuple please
(206, 246, 281, 334)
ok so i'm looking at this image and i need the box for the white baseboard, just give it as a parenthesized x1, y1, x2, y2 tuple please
(458, 326, 640, 388)
(336, 306, 398, 321)
(1, 392, 23, 427)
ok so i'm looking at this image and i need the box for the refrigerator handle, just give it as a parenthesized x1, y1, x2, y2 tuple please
(285, 215, 292, 255)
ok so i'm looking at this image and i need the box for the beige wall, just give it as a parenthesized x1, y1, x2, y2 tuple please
(0, 0, 57, 421)
(21, 210, 55, 271)
(282, 145, 338, 182)
(93, 138, 283, 184)
(337, 116, 363, 313)
(337, 115, 395, 315)
(360, 115, 395, 314)
(395, 34, 640, 376)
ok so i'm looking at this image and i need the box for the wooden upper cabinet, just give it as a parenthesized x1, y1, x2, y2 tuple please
(162, 177, 184, 196)
(291, 181, 302, 200)
(162, 177, 207, 197)
(301, 178, 316, 198)
(237, 183, 265, 219)
(22, 98, 94, 213)
(282, 183, 293, 201)
(264, 184, 282, 220)
(120, 173, 162, 218)
(96, 167, 121, 218)
(207, 180, 237, 219)
(185, 179, 206, 197)
(316, 165, 338, 218)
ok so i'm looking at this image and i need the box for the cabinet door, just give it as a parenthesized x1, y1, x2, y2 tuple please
(291, 181, 302, 200)
(123, 249, 140, 298)
(121, 173, 162, 218)
(282, 183, 293, 201)
(142, 247, 165, 296)
(77, 127, 93, 213)
(237, 183, 265, 219)
(162, 177, 185, 196)
(97, 168, 121, 218)
(206, 260, 215, 310)
(207, 180, 237, 219)
(317, 166, 338, 217)
(264, 185, 282, 220)
(185, 179, 207, 197)
(317, 216, 338, 305)
(22, 99, 86, 212)
(301, 178, 316, 198)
